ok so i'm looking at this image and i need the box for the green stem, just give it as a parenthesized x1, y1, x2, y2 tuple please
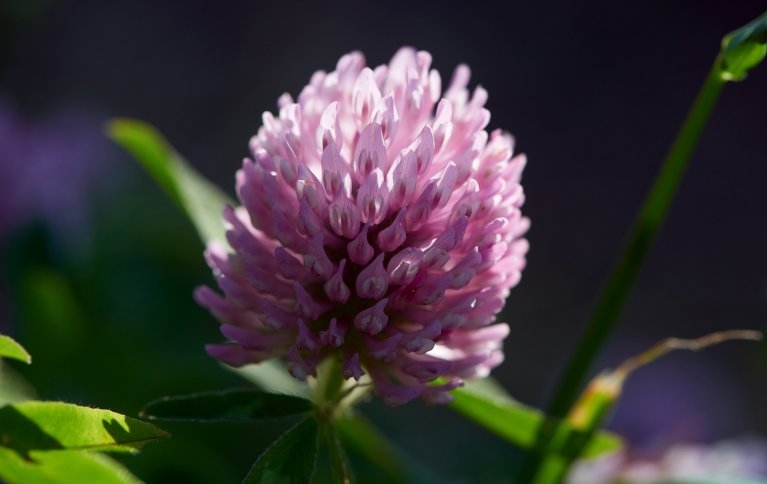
(312, 356, 345, 418)
(519, 57, 727, 483)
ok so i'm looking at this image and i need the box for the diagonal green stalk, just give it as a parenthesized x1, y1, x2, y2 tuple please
(519, 12, 767, 481)
(518, 57, 727, 482)
(547, 56, 726, 431)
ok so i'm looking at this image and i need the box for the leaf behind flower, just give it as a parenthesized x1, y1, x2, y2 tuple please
(449, 380, 622, 459)
(141, 388, 313, 423)
(107, 118, 233, 245)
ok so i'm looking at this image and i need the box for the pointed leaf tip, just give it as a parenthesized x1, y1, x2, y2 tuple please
(0, 334, 31, 364)
(0, 401, 169, 455)
(720, 11, 767, 81)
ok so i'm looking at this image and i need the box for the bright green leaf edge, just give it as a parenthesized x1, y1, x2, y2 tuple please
(450, 383, 622, 459)
(0, 401, 170, 455)
(140, 388, 314, 423)
(0, 447, 140, 484)
(0, 335, 31, 364)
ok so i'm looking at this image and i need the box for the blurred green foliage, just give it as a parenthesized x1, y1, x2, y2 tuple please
(1, 182, 287, 482)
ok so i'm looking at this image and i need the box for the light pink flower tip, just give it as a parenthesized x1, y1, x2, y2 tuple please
(197, 47, 529, 405)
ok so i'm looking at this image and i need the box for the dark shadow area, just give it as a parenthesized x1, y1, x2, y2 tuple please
(0, 405, 62, 455)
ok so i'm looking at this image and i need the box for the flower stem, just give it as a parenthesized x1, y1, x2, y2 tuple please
(313, 357, 343, 410)
(519, 57, 727, 483)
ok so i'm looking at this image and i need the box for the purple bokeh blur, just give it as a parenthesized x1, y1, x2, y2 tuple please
(0, 99, 111, 246)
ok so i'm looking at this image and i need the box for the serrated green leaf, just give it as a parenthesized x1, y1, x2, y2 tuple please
(107, 118, 233, 245)
(0, 334, 31, 364)
(449, 384, 622, 459)
(141, 388, 313, 423)
(243, 417, 319, 484)
(0, 447, 140, 484)
(0, 401, 169, 455)
(721, 11, 767, 80)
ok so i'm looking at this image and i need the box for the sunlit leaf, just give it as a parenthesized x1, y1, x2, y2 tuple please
(243, 417, 319, 483)
(721, 11, 767, 81)
(0, 334, 31, 364)
(107, 118, 233, 245)
(141, 388, 313, 423)
(449, 384, 622, 459)
(0, 447, 139, 484)
(459, 377, 518, 402)
(227, 361, 311, 398)
(0, 401, 169, 455)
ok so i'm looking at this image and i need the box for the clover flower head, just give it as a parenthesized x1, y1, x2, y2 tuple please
(196, 48, 529, 405)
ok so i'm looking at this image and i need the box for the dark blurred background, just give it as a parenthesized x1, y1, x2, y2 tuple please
(1, 0, 766, 482)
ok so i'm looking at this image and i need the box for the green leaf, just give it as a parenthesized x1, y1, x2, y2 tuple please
(459, 376, 518, 402)
(335, 413, 406, 483)
(449, 384, 622, 459)
(243, 417, 319, 484)
(227, 360, 311, 398)
(107, 118, 233, 245)
(141, 388, 313, 423)
(0, 364, 37, 406)
(721, 11, 767, 81)
(0, 334, 31, 364)
(0, 447, 140, 484)
(323, 422, 353, 484)
(335, 412, 451, 483)
(107, 119, 310, 400)
(0, 401, 170, 455)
